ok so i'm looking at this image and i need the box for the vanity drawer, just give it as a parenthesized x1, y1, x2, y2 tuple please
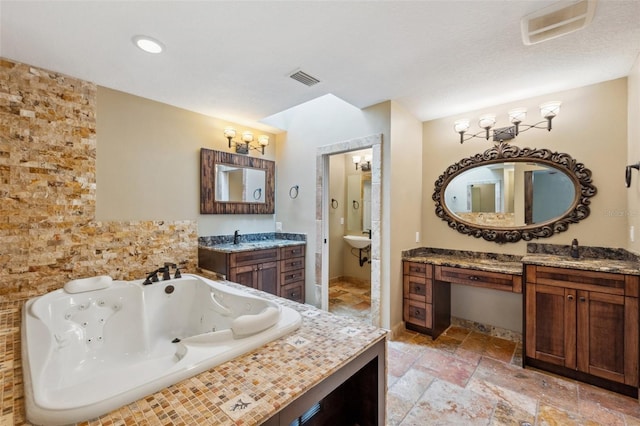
(525, 265, 630, 295)
(435, 265, 521, 293)
(230, 249, 279, 268)
(281, 269, 305, 286)
(403, 275, 432, 303)
(404, 299, 432, 329)
(281, 245, 305, 260)
(403, 261, 432, 279)
(281, 282, 304, 303)
(281, 256, 305, 273)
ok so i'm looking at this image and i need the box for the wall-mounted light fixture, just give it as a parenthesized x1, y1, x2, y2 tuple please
(454, 101, 561, 144)
(224, 127, 269, 155)
(352, 154, 372, 171)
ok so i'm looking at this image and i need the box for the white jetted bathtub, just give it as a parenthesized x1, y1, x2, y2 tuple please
(22, 273, 302, 425)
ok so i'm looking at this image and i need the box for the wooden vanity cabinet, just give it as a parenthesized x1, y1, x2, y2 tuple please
(403, 261, 450, 339)
(525, 265, 639, 394)
(229, 248, 280, 295)
(201, 244, 306, 303)
(279, 245, 306, 303)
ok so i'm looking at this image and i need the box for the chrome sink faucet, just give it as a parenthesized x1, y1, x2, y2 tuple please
(233, 230, 240, 245)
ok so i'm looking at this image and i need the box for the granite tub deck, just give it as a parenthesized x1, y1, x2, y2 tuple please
(2, 273, 386, 425)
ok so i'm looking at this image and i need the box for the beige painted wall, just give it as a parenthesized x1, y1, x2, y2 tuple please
(328, 153, 346, 280)
(422, 78, 628, 332)
(96, 87, 276, 236)
(388, 101, 423, 331)
(273, 96, 394, 318)
(627, 56, 640, 254)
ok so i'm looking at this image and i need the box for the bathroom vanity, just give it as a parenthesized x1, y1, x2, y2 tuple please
(523, 252, 640, 397)
(402, 245, 640, 397)
(198, 235, 306, 303)
(402, 248, 522, 339)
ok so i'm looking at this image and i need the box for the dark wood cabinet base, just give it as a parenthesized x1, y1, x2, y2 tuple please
(525, 356, 638, 398)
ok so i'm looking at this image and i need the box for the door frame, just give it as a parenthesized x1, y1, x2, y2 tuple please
(315, 134, 382, 326)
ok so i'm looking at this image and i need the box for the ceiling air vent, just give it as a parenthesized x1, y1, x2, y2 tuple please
(521, 0, 597, 45)
(289, 69, 321, 87)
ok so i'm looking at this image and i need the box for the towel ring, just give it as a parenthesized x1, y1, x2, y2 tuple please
(331, 198, 339, 209)
(253, 188, 262, 200)
(352, 200, 360, 210)
(626, 163, 640, 188)
(289, 185, 299, 199)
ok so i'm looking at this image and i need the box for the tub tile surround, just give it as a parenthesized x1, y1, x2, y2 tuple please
(2, 277, 387, 425)
(0, 58, 198, 301)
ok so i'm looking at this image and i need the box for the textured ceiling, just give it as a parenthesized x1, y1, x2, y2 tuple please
(1, 1, 639, 132)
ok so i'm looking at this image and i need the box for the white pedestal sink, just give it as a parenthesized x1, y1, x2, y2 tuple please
(343, 235, 371, 249)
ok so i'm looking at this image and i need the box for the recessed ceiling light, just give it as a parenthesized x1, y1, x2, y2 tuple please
(132, 35, 164, 54)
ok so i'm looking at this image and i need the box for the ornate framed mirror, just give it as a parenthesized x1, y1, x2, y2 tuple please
(432, 142, 596, 243)
(200, 148, 275, 214)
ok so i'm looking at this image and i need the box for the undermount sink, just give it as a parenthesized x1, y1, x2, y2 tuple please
(343, 235, 371, 249)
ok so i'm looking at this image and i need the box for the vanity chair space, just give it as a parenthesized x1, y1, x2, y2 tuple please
(402, 249, 522, 339)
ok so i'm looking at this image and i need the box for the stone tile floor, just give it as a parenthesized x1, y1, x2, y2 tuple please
(329, 280, 640, 425)
(328, 279, 372, 322)
(388, 328, 640, 425)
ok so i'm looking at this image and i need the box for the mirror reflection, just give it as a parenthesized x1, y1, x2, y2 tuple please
(444, 163, 575, 227)
(346, 149, 372, 234)
(215, 164, 266, 203)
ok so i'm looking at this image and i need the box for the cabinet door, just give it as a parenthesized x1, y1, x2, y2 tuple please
(257, 261, 279, 295)
(526, 283, 576, 368)
(230, 265, 257, 289)
(578, 291, 639, 385)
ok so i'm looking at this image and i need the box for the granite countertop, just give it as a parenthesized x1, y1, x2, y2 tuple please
(199, 239, 306, 254)
(4, 272, 386, 425)
(199, 232, 306, 254)
(521, 254, 640, 275)
(523, 243, 640, 276)
(402, 245, 640, 277)
(402, 247, 523, 275)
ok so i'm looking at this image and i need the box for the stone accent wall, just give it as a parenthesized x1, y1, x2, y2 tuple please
(0, 58, 197, 300)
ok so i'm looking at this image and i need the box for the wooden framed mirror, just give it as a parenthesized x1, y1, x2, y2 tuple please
(200, 148, 275, 214)
(432, 142, 597, 243)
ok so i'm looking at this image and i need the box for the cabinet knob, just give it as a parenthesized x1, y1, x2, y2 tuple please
(469, 275, 479, 281)
(567, 295, 574, 300)
(579, 296, 586, 302)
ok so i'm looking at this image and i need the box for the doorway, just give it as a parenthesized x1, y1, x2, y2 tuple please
(328, 149, 373, 322)
(315, 134, 382, 327)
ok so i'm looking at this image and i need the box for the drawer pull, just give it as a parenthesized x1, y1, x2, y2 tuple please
(567, 295, 574, 301)
(468, 275, 479, 281)
(579, 296, 586, 302)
